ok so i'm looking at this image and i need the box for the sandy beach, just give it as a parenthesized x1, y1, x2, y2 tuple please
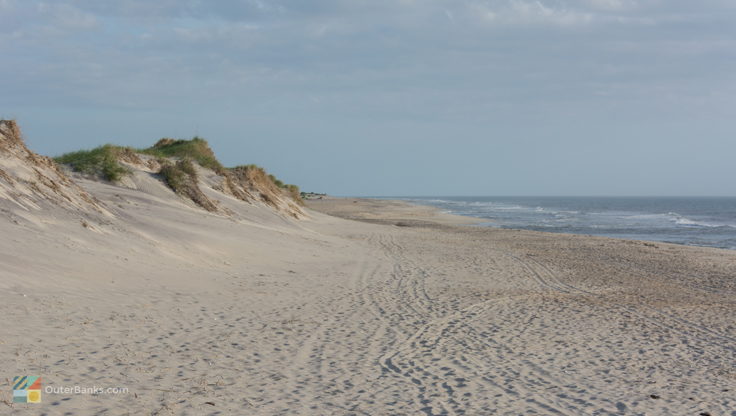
(5, 0, 736, 413)
(2, 167, 735, 415)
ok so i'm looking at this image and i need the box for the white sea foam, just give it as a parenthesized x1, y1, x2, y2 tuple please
(403, 197, 736, 249)
(664, 212, 735, 228)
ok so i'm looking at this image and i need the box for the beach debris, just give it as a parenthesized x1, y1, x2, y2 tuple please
(649, 394, 660, 399)
(204, 401, 215, 406)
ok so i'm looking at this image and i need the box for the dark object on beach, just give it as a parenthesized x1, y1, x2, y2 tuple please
(699, 412, 711, 416)
(395, 222, 411, 227)
(204, 401, 215, 406)
(649, 394, 660, 399)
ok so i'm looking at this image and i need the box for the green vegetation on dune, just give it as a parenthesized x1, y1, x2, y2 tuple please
(159, 159, 197, 192)
(268, 174, 285, 188)
(55, 144, 132, 182)
(159, 158, 217, 211)
(55, 137, 303, 206)
(234, 165, 294, 191)
(231, 164, 268, 177)
(140, 137, 225, 174)
(228, 164, 303, 206)
(285, 184, 303, 205)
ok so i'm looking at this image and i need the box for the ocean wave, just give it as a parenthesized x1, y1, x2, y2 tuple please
(667, 212, 736, 229)
(420, 200, 581, 217)
(674, 217, 701, 226)
(411, 198, 736, 237)
(404, 198, 452, 204)
(621, 212, 736, 229)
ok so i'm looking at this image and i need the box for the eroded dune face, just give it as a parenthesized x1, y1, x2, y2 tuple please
(0, 120, 109, 217)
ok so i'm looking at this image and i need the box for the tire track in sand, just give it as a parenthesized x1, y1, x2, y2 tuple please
(512, 253, 736, 351)
(371, 232, 591, 415)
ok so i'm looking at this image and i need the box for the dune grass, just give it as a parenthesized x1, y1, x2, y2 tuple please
(269, 174, 285, 188)
(159, 159, 217, 211)
(140, 137, 225, 174)
(0, 119, 23, 148)
(140, 139, 303, 204)
(231, 165, 291, 189)
(159, 159, 195, 193)
(229, 164, 303, 205)
(55, 145, 132, 182)
(55, 137, 303, 206)
(285, 184, 303, 205)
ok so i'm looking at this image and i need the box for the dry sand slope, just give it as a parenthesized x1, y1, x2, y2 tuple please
(1, 146, 735, 416)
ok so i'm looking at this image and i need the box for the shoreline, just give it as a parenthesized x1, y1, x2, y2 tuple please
(308, 196, 736, 253)
(305, 196, 486, 227)
(336, 197, 736, 251)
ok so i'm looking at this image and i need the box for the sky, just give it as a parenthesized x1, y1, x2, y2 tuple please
(1, 0, 735, 196)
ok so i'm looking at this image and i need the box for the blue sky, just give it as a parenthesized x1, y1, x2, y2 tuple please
(1, 0, 735, 196)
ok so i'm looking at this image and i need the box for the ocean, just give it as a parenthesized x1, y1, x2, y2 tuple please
(394, 196, 736, 250)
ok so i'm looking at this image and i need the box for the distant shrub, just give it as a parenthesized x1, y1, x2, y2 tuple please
(55, 144, 132, 182)
(140, 137, 224, 174)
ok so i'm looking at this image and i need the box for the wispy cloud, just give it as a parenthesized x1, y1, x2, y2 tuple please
(467, 0, 594, 26)
(37, 2, 99, 29)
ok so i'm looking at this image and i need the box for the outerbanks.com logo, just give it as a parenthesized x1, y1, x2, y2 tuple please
(11, 376, 130, 404)
(13, 376, 41, 403)
(46, 385, 130, 395)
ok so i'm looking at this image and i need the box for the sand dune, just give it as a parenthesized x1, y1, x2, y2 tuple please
(1, 125, 735, 414)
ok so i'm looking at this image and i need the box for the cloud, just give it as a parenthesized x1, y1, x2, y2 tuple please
(2, 0, 735, 116)
(1, 0, 734, 196)
(37, 2, 99, 30)
(505, 0, 594, 26)
(582, 0, 639, 12)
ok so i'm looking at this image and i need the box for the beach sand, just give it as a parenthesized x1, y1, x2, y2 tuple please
(2, 192, 735, 415)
